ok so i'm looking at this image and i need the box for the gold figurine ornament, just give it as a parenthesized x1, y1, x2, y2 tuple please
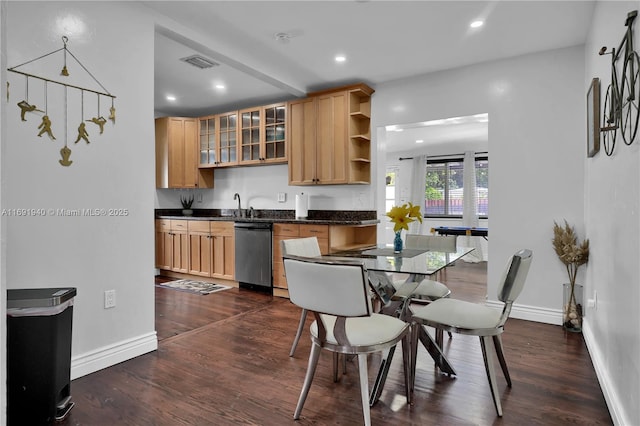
(74, 122, 90, 144)
(59, 146, 73, 166)
(17, 100, 43, 121)
(87, 116, 107, 134)
(108, 106, 116, 123)
(37, 115, 56, 139)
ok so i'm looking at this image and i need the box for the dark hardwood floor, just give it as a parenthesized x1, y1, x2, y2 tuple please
(64, 262, 612, 425)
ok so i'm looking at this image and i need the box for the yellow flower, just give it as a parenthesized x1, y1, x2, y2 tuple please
(387, 202, 423, 233)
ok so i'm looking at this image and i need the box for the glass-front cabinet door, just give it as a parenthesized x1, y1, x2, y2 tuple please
(239, 107, 261, 164)
(218, 112, 238, 166)
(263, 103, 287, 163)
(199, 116, 216, 166)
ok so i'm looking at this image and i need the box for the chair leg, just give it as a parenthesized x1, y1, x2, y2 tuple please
(479, 336, 503, 417)
(357, 354, 372, 426)
(402, 330, 412, 404)
(410, 323, 420, 398)
(493, 335, 512, 387)
(289, 308, 308, 357)
(436, 328, 444, 349)
(332, 352, 339, 382)
(294, 342, 321, 420)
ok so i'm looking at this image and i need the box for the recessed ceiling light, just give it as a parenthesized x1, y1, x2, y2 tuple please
(416, 139, 424, 144)
(215, 84, 225, 90)
(470, 20, 484, 28)
(335, 55, 346, 63)
(166, 95, 176, 101)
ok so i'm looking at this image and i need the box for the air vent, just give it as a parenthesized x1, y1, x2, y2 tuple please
(180, 55, 219, 69)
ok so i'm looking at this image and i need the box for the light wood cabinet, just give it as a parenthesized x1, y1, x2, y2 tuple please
(236, 103, 288, 166)
(288, 83, 374, 185)
(185, 220, 234, 280)
(272, 222, 376, 298)
(157, 219, 235, 281)
(156, 117, 214, 189)
(198, 112, 239, 168)
(188, 221, 213, 277)
(272, 223, 329, 297)
(263, 103, 287, 163)
(211, 222, 235, 280)
(155, 219, 189, 273)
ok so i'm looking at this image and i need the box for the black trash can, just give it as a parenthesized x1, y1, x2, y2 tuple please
(7, 288, 77, 426)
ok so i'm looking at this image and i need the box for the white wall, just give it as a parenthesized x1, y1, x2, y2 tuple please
(2, 1, 157, 380)
(373, 46, 586, 324)
(584, 2, 640, 425)
(0, 0, 7, 417)
(155, 164, 375, 211)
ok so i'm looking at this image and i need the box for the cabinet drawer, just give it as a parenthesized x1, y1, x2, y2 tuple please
(300, 224, 328, 239)
(157, 219, 171, 231)
(188, 220, 211, 233)
(170, 220, 188, 231)
(274, 223, 299, 237)
(211, 221, 234, 235)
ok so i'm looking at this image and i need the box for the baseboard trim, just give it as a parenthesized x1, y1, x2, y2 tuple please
(70, 332, 158, 380)
(485, 300, 562, 325)
(582, 320, 626, 425)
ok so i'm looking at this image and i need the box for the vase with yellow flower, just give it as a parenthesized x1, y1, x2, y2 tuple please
(552, 220, 589, 332)
(387, 202, 423, 253)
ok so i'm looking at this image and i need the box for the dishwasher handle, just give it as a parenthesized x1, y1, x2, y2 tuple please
(234, 222, 272, 230)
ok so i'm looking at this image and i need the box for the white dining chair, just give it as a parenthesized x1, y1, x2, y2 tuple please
(409, 249, 533, 417)
(283, 254, 411, 426)
(280, 237, 322, 357)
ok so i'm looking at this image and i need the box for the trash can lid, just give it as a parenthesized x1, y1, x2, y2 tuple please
(7, 288, 77, 308)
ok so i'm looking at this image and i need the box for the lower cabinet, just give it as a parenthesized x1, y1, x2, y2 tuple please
(272, 222, 376, 298)
(210, 222, 235, 280)
(156, 219, 235, 282)
(156, 219, 376, 295)
(273, 223, 329, 298)
(156, 219, 189, 273)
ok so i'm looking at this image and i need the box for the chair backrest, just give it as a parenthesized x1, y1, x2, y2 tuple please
(497, 249, 533, 304)
(283, 255, 373, 318)
(281, 237, 322, 258)
(405, 234, 457, 252)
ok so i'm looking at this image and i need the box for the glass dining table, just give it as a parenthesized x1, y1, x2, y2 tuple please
(324, 245, 475, 405)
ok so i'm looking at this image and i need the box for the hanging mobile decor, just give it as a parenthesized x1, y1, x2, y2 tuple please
(87, 94, 107, 134)
(7, 36, 117, 166)
(75, 90, 90, 144)
(37, 81, 56, 140)
(17, 76, 43, 121)
(59, 86, 72, 167)
(109, 97, 116, 124)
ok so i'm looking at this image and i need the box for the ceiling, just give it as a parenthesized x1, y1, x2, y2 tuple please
(145, 1, 595, 152)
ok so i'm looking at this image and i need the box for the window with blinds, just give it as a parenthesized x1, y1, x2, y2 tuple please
(425, 156, 488, 218)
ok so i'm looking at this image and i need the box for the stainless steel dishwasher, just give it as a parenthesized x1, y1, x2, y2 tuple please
(234, 222, 273, 291)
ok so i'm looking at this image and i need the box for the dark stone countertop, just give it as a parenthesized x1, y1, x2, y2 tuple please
(155, 209, 379, 226)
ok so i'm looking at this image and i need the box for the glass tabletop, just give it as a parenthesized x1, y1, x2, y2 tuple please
(328, 246, 475, 276)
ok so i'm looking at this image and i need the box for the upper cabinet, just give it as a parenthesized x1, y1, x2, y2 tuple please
(156, 117, 213, 189)
(218, 111, 239, 167)
(239, 103, 287, 165)
(288, 83, 374, 185)
(198, 103, 287, 168)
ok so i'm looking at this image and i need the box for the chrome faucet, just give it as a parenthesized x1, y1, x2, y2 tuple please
(233, 193, 242, 217)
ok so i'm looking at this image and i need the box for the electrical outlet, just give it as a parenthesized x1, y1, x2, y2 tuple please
(277, 192, 286, 203)
(104, 290, 116, 309)
(196, 193, 203, 203)
(587, 290, 597, 310)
